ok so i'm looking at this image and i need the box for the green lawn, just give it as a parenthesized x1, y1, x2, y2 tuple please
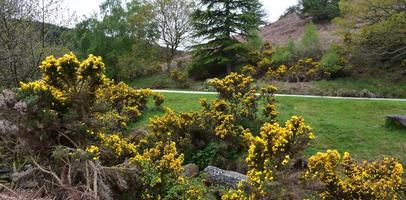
(132, 92, 406, 161)
(128, 73, 406, 98)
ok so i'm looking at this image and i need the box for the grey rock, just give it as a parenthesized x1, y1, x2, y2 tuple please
(203, 166, 247, 188)
(386, 115, 406, 128)
(182, 163, 199, 178)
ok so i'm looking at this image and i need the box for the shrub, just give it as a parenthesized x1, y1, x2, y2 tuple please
(286, 58, 326, 82)
(320, 44, 347, 78)
(271, 40, 297, 67)
(222, 116, 315, 199)
(150, 70, 279, 169)
(0, 52, 166, 199)
(306, 150, 404, 199)
(265, 64, 287, 81)
(170, 69, 190, 88)
(297, 23, 322, 59)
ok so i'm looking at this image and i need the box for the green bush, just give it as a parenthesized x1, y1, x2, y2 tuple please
(297, 22, 322, 59)
(272, 40, 297, 66)
(320, 44, 346, 78)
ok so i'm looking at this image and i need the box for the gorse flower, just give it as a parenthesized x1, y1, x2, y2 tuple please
(306, 150, 404, 200)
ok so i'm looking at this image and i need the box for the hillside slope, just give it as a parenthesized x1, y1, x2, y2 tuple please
(259, 13, 339, 48)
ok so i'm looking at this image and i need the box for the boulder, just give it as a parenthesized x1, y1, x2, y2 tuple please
(203, 166, 247, 188)
(386, 115, 406, 128)
(183, 163, 199, 178)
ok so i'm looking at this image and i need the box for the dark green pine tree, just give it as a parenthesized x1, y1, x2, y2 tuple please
(191, 0, 265, 77)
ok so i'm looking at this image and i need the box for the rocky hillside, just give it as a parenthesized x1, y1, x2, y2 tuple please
(258, 13, 339, 48)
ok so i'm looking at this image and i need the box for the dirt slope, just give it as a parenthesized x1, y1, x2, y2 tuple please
(258, 13, 339, 48)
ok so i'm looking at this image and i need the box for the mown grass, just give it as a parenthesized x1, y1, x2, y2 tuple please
(131, 92, 406, 161)
(128, 73, 406, 98)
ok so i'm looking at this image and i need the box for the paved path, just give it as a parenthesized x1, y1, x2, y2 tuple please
(151, 89, 406, 102)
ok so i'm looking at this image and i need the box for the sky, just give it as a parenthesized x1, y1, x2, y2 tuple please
(64, 0, 298, 24)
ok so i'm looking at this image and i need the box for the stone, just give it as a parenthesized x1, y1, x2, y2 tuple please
(203, 166, 247, 188)
(182, 163, 199, 178)
(386, 115, 406, 128)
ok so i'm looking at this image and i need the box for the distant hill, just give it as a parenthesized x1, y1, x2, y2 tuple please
(257, 13, 340, 48)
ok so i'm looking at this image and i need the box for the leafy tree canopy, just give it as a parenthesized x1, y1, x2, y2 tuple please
(298, 0, 340, 21)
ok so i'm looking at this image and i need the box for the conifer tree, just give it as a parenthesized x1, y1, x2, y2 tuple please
(191, 0, 265, 76)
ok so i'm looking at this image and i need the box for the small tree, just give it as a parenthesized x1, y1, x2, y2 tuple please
(153, 0, 195, 72)
(191, 0, 265, 77)
(298, 22, 322, 59)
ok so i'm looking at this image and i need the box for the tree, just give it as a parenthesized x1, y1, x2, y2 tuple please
(298, 22, 321, 58)
(153, 0, 195, 72)
(298, 0, 340, 21)
(72, 0, 161, 80)
(0, 0, 72, 88)
(337, 0, 406, 67)
(191, 0, 265, 77)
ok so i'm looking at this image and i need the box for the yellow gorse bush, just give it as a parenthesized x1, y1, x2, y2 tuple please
(170, 69, 189, 88)
(208, 72, 254, 100)
(131, 141, 186, 199)
(286, 58, 325, 82)
(224, 116, 314, 199)
(306, 150, 404, 200)
(17, 52, 164, 160)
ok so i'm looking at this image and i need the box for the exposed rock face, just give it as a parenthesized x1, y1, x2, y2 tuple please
(203, 166, 247, 188)
(183, 163, 199, 178)
(386, 115, 406, 128)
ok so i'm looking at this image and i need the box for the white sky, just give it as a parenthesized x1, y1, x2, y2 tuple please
(64, 0, 298, 24)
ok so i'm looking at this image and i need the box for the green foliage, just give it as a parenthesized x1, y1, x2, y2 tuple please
(272, 40, 297, 66)
(320, 44, 346, 77)
(298, 0, 340, 21)
(190, 142, 222, 170)
(71, 0, 162, 80)
(191, 0, 265, 78)
(298, 22, 322, 59)
(150, 71, 279, 169)
(170, 69, 190, 88)
(337, 0, 406, 68)
(244, 30, 264, 53)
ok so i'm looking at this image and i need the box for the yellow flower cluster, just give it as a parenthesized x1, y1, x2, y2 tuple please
(266, 64, 287, 81)
(257, 58, 273, 73)
(170, 69, 189, 88)
(97, 132, 137, 157)
(306, 150, 404, 199)
(150, 108, 199, 146)
(133, 141, 184, 174)
(260, 85, 278, 121)
(20, 80, 68, 103)
(131, 141, 185, 199)
(85, 145, 100, 160)
(222, 189, 249, 200)
(286, 58, 323, 82)
(226, 116, 314, 198)
(240, 64, 257, 76)
(152, 93, 165, 107)
(95, 82, 162, 129)
(208, 72, 254, 100)
(200, 99, 241, 139)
